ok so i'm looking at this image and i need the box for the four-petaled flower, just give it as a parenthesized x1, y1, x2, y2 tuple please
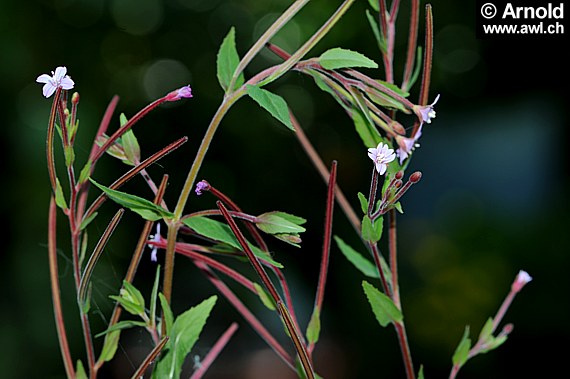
(511, 270, 532, 293)
(395, 123, 423, 165)
(414, 94, 440, 124)
(165, 85, 193, 102)
(149, 223, 162, 262)
(367, 142, 396, 175)
(36, 66, 75, 98)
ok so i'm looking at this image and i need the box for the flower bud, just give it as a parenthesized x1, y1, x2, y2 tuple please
(195, 180, 210, 196)
(395, 170, 404, 180)
(72, 92, 80, 105)
(409, 171, 422, 183)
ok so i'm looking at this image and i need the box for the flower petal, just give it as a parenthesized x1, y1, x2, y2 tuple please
(60, 76, 75, 90)
(43, 83, 57, 98)
(54, 66, 67, 81)
(36, 74, 52, 84)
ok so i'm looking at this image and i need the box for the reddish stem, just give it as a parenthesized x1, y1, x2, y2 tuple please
(190, 323, 239, 379)
(402, 0, 420, 90)
(194, 262, 295, 370)
(48, 197, 75, 379)
(309, 161, 337, 355)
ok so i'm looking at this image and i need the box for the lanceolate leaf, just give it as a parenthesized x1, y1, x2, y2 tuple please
(246, 85, 294, 131)
(90, 179, 174, 221)
(152, 296, 217, 379)
(95, 320, 147, 338)
(306, 308, 321, 345)
(182, 216, 283, 268)
(216, 27, 244, 92)
(334, 236, 379, 279)
(319, 48, 378, 70)
(99, 330, 120, 362)
(362, 280, 403, 327)
(357, 192, 369, 214)
(254, 283, 276, 311)
(351, 107, 383, 148)
(452, 326, 472, 367)
(159, 293, 174, 336)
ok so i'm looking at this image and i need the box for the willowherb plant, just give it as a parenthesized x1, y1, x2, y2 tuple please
(41, 1, 532, 378)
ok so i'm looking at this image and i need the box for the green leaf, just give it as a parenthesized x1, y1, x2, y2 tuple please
(334, 236, 378, 278)
(367, 0, 379, 11)
(64, 145, 75, 167)
(308, 70, 350, 111)
(79, 212, 98, 231)
(306, 308, 321, 345)
(319, 48, 378, 70)
(351, 107, 383, 148)
(418, 365, 425, 379)
(254, 283, 276, 311)
(78, 160, 92, 185)
(152, 296, 217, 379)
(373, 216, 383, 241)
(95, 320, 147, 338)
(99, 330, 120, 362)
(90, 179, 174, 221)
(393, 201, 404, 214)
(54, 177, 68, 211)
(96, 134, 128, 162)
(246, 84, 294, 131)
(361, 216, 383, 243)
(478, 318, 494, 342)
(480, 335, 508, 354)
(110, 281, 145, 316)
(121, 127, 140, 166)
(365, 10, 386, 54)
(182, 216, 283, 268)
(357, 192, 369, 214)
(150, 265, 161, 328)
(76, 360, 87, 379)
(159, 293, 174, 336)
(452, 326, 472, 367)
(256, 211, 306, 235)
(362, 281, 403, 327)
(367, 81, 410, 114)
(216, 27, 244, 92)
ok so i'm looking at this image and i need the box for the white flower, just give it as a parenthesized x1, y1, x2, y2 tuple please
(36, 66, 75, 98)
(149, 223, 162, 262)
(396, 123, 423, 165)
(415, 94, 440, 124)
(367, 142, 396, 175)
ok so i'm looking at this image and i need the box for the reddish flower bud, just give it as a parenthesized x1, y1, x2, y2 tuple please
(409, 171, 422, 183)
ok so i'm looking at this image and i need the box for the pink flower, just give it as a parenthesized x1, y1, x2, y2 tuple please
(414, 94, 440, 124)
(367, 142, 396, 175)
(396, 123, 423, 164)
(36, 66, 75, 98)
(165, 85, 193, 102)
(511, 270, 532, 293)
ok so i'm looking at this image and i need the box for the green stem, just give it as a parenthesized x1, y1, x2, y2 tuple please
(228, 0, 310, 92)
(259, 0, 356, 87)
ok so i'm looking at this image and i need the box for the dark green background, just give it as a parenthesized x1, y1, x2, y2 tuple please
(1, 0, 568, 378)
